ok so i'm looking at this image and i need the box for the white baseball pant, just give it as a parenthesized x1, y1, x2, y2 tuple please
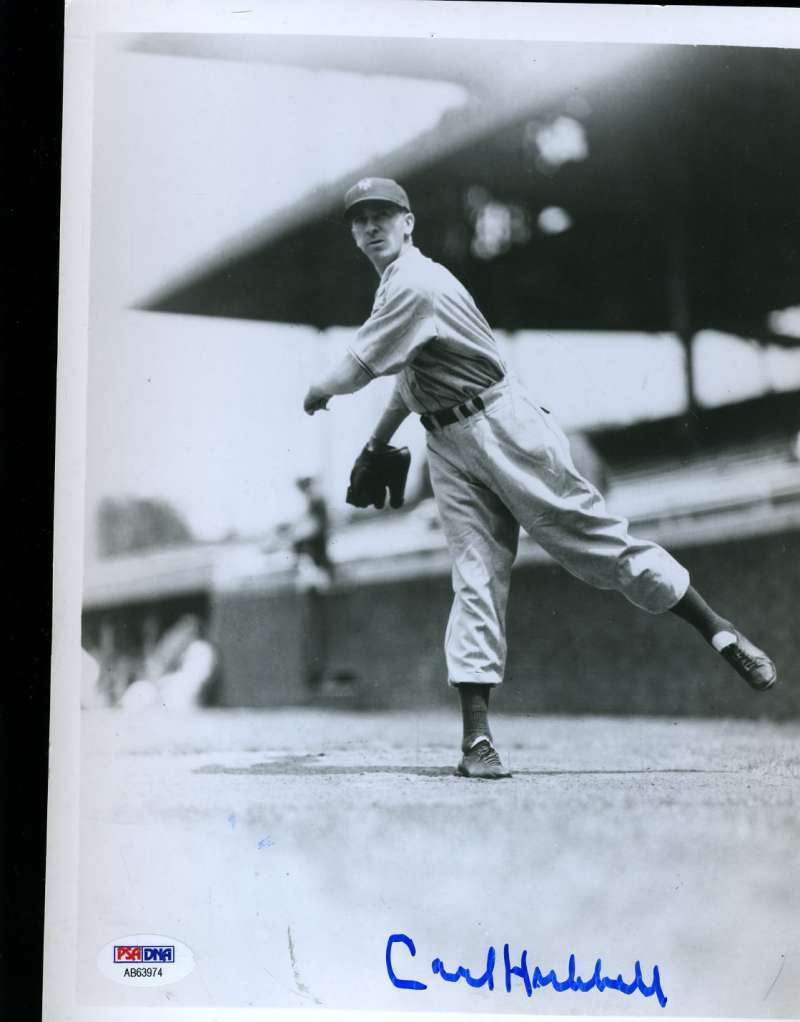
(425, 377, 690, 686)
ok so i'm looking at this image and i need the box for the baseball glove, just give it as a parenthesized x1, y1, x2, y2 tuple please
(346, 444, 411, 510)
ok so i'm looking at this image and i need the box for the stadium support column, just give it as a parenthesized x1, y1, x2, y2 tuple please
(667, 222, 698, 417)
(650, 60, 699, 420)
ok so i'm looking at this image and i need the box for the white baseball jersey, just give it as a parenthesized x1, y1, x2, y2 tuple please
(347, 245, 505, 414)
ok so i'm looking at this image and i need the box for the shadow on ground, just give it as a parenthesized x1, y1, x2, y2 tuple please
(196, 756, 742, 778)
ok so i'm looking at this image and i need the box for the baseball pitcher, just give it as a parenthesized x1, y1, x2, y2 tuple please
(303, 178, 777, 779)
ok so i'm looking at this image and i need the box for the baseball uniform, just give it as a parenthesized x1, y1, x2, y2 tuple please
(347, 244, 690, 687)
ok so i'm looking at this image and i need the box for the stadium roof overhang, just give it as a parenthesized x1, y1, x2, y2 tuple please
(138, 39, 800, 352)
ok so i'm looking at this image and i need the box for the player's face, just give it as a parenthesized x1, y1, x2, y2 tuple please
(350, 202, 415, 272)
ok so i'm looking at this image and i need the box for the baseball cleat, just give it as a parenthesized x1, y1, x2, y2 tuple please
(456, 739, 512, 780)
(713, 630, 777, 691)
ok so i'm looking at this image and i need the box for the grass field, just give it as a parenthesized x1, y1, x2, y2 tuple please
(78, 708, 800, 1017)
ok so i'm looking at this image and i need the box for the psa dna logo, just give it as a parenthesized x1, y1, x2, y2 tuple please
(98, 934, 194, 987)
(114, 944, 175, 964)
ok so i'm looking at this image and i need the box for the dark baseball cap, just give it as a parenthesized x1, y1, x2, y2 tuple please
(344, 177, 411, 219)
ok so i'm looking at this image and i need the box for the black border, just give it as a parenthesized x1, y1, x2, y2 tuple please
(1, 0, 63, 1015)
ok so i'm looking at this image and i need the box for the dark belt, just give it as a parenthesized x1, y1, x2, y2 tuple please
(421, 394, 486, 432)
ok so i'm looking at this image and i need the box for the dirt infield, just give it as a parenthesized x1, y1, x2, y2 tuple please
(78, 709, 800, 1016)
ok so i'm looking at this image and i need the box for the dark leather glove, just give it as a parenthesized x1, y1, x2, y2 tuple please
(346, 444, 411, 510)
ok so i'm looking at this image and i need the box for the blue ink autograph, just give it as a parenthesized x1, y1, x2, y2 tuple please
(385, 932, 667, 1008)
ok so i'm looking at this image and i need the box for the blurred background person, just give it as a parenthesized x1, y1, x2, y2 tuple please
(291, 475, 335, 588)
(120, 614, 217, 711)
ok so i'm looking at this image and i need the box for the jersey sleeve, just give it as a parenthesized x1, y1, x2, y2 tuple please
(348, 283, 437, 377)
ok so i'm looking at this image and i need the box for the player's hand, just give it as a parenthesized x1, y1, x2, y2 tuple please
(303, 386, 330, 415)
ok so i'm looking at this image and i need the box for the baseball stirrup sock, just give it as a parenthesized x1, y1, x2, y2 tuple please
(669, 586, 734, 645)
(456, 683, 492, 753)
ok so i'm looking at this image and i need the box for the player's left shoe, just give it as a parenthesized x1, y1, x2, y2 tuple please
(456, 738, 512, 779)
(713, 629, 777, 691)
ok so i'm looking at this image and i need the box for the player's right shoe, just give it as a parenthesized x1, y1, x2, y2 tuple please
(713, 629, 777, 691)
(456, 738, 512, 780)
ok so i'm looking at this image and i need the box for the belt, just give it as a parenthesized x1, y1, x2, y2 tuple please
(421, 394, 486, 432)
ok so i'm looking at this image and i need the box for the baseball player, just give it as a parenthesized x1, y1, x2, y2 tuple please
(303, 177, 777, 779)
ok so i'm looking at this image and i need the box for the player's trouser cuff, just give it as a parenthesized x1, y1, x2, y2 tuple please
(447, 674, 504, 688)
(613, 548, 690, 614)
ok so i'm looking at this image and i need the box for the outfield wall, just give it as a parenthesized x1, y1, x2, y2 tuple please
(212, 527, 800, 719)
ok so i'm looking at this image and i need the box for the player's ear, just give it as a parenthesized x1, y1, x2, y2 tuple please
(403, 211, 415, 239)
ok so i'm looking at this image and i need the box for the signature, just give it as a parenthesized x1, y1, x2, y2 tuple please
(386, 932, 667, 1008)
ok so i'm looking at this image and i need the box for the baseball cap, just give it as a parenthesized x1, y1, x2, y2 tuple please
(344, 177, 411, 219)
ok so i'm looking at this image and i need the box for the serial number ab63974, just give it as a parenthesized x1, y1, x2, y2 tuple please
(122, 967, 164, 978)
